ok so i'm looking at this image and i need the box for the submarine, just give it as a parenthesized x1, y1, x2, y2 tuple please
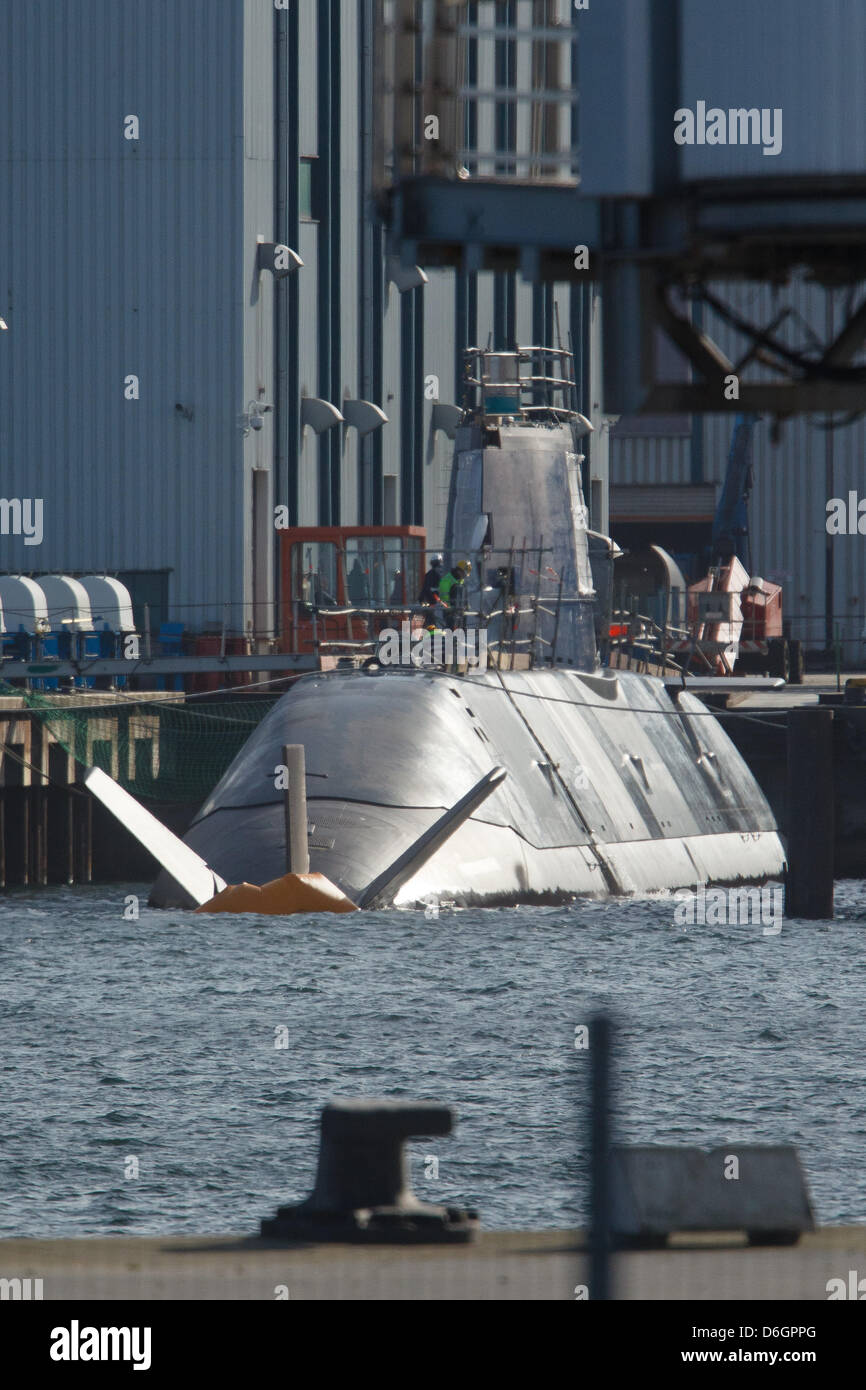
(149, 346, 785, 910)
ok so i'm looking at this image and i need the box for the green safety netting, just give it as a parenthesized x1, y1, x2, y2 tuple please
(0, 682, 279, 803)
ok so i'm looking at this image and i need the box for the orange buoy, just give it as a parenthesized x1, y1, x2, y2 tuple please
(194, 871, 358, 916)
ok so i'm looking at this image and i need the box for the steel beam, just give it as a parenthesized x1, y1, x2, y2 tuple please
(820, 296, 866, 367)
(695, 193, 866, 238)
(652, 286, 734, 388)
(384, 167, 866, 415)
(644, 383, 866, 413)
(390, 179, 866, 273)
(392, 177, 594, 251)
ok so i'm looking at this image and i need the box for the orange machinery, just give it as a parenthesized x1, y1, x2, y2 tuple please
(279, 525, 427, 655)
(676, 562, 796, 679)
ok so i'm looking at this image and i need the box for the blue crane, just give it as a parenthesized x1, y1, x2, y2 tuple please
(707, 413, 804, 682)
(711, 413, 757, 569)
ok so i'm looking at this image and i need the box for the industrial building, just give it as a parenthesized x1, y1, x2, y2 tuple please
(0, 0, 585, 647)
(2, 0, 865, 660)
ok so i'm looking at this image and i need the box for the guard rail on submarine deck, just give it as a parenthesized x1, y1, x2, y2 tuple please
(283, 540, 584, 673)
(284, 560, 690, 678)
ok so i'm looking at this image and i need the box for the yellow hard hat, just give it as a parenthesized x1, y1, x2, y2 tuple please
(456, 560, 471, 576)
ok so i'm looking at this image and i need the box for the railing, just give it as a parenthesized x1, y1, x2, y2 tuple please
(295, 540, 579, 671)
(604, 607, 691, 676)
(461, 345, 580, 418)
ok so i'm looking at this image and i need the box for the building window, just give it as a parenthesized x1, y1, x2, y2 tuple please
(383, 476, 397, 526)
(299, 159, 315, 220)
(290, 541, 338, 609)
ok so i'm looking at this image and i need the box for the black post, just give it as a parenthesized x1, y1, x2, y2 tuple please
(499, 539, 515, 671)
(73, 786, 93, 885)
(589, 1012, 613, 1301)
(30, 716, 47, 887)
(551, 572, 564, 666)
(65, 788, 74, 885)
(786, 708, 834, 919)
(530, 535, 543, 669)
(48, 741, 74, 885)
(510, 538, 526, 670)
(21, 788, 30, 887)
(85, 794, 93, 884)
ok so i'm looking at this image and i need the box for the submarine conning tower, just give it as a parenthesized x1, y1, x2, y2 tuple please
(444, 346, 598, 672)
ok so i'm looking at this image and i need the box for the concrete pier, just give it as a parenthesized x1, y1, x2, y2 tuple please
(0, 1227, 863, 1300)
(711, 675, 866, 877)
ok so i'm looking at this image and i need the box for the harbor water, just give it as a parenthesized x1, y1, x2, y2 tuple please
(1, 883, 865, 1238)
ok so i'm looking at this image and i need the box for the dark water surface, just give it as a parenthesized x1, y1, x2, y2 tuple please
(1, 883, 864, 1237)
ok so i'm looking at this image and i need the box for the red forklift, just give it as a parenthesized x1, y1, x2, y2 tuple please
(279, 525, 427, 655)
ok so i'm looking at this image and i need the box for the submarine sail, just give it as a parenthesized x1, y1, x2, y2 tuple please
(445, 346, 597, 671)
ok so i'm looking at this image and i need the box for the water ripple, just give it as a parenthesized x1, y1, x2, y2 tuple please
(1, 880, 865, 1235)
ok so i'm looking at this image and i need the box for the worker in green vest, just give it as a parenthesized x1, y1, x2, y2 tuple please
(438, 560, 471, 628)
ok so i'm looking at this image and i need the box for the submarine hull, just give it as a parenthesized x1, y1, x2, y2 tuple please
(150, 666, 784, 909)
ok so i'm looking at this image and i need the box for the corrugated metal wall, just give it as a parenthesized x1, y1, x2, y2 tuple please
(338, 0, 361, 528)
(680, 0, 866, 180)
(610, 437, 692, 488)
(296, 223, 321, 525)
(242, 0, 277, 636)
(380, 282, 403, 495)
(0, 0, 590, 626)
(0, 0, 246, 631)
(581, 0, 866, 193)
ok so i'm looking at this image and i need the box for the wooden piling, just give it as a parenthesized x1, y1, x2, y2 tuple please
(48, 741, 75, 884)
(30, 716, 48, 887)
(1, 735, 29, 886)
(17, 788, 30, 887)
(65, 790, 74, 885)
(786, 708, 834, 919)
(73, 785, 93, 885)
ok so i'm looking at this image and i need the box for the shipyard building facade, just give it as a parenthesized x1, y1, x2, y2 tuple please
(0, 0, 582, 642)
(3, 0, 861, 661)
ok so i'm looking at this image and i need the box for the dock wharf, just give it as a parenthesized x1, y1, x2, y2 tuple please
(0, 694, 213, 886)
(1, 1225, 862, 1300)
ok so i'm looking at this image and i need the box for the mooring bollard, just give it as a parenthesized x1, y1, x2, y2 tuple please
(260, 1099, 479, 1242)
(282, 743, 309, 875)
(785, 708, 834, 919)
(589, 1012, 613, 1300)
